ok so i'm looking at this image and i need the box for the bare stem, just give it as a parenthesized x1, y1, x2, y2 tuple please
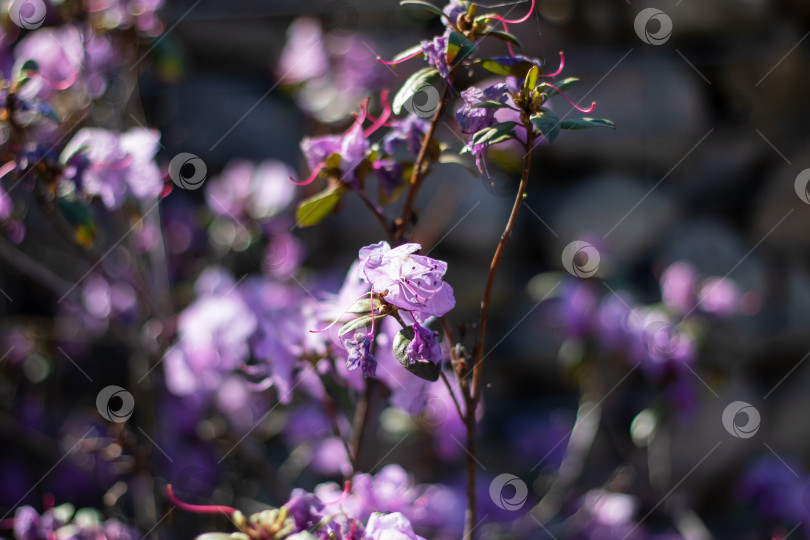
(395, 83, 451, 242)
(463, 131, 536, 540)
(350, 378, 376, 472)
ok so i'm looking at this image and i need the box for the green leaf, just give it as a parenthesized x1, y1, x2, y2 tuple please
(530, 110, 561, 142)
(479, 58, 536, 77)
(482, 30, 523, 49)
(447, 31, 477, 65)
(57, 198, 97, 247)
(392, 67, 441, 115)
(437, 153, 477, 175)
(559, 117, 616, 130)
(347, 297, 382, 314)
(470, 121, 519, 147)
(400, 0, 445, 17)
(295, 187, 345, 227)
(390, 44, 424, 63)
(471, 100, 513, 110)
(393, 327, 441, 382)
(339, 314, 387, 337)
(543, 77, 579, 97)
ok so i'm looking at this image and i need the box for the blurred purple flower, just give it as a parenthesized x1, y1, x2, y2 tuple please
(205, 159, 296, 221)
(698, 277, 741, 316)
(365, 512, 426, 539)
(660, 262, 698, 315)
(60, 128, 162, 209)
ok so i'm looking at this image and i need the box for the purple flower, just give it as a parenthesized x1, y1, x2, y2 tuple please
(456, 83, 510, 134)
(358, 242, 455, 320)
(365, 512, 426, 540)
(343, 331, 378, 378)
(60, 128, 162, 209)
(405, 321, 442, 365)
(373, 160, 404, 197)
(300, 122, 369, 186)
(660, 262, 698, 314)
(382, 116, 429, 156)
(443, 1, 469, 24)
(205, 159, 296, 221)
(698, 276, 741, 316)
(421, 35, 450, 78)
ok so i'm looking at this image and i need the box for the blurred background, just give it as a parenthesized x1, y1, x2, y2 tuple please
(2, 0, 810, 538)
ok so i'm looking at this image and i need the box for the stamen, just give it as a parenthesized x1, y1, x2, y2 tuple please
(166, 484, 237, 516)
(322, 480, 353, 505)
(0, 160, 16, 179)
(540, 51, 565, 78)
(543, 83, 596, 113)
(488, 0, 535, 24)
(377, 50, 423, 65)
(289, 162, 325, 186)
(364, 90, 392, 137)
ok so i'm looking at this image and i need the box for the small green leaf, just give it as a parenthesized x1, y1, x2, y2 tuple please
(524, 65, 539, 94)
(483, 30, 523, 49)
(392, 67, 441, 115)
(295, 187, 345, 227)
(57, 198, 97, 247)
(391, 44, 424, 63)
(479, 58, 535, 77)
(347, 297, 382, 314)
(447, 31, 477, 65)
(437, 153, 477, 175)
(339, 314, 387, 337)
(543, 77, 579, 97)
(530, 110, 561, 142)
(470, 121, 519, 147)
(393, 327, 441, 382)
(471, 100, 513, 110)
(400, 0, 444, 17)
(559, 117, 616, 130)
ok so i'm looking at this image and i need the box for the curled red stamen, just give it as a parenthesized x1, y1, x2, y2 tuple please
(377, 50, 423, 65)
(323, 480, 353, 505)
(364, 90, 392, 138)
(540, 51, 565, 78)
(488, 0, 535, 25)
(309, 292, 373, 334)
(543, 83, 596, 113)
(289, 162, 325, 186)
(166, 484, 237, 516)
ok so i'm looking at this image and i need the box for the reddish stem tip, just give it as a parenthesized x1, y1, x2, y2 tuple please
(165, 484, 237, 516)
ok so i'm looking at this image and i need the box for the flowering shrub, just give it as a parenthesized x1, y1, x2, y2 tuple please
(0, 1, 798, 540)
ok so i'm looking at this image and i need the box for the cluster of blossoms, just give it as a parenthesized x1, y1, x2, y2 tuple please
(541, 260, 746, 415)
(5, 504, 140, 539)
(170, 465, 463, 539)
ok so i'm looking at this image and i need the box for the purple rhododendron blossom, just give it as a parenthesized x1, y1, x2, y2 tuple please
(382, 116, 429, 156)
(205, 159, 296, 221)
(358, 241, 455, 320)
(301, 122, 369, 185)
(365, 512, 427, 540)
(343, 331, 378, 378)
(456, 83, 510, 134)
(443, 0, 468, 23)
(421, 35, 450, 78)
(60, 127, 162, 209)
(405, 321, 442, 365)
